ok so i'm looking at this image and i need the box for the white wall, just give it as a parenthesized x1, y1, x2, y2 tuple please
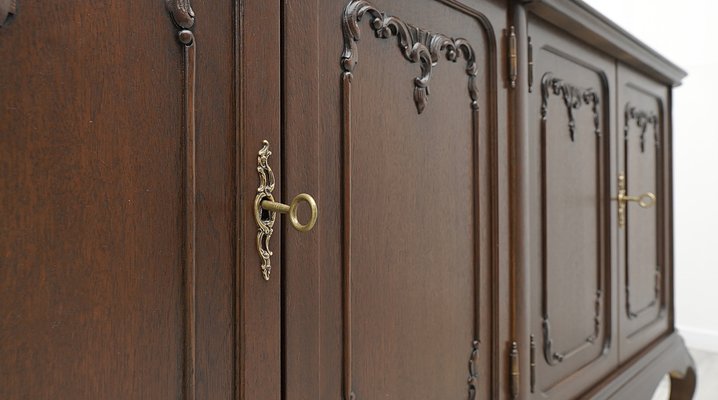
(584, 0, 718, 352)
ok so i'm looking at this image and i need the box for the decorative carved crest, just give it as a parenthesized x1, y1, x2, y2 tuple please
(624, 103, 659, 152)
(541, 73, 601, 141)
(341, 0, 479, 114)
(166, 0, 194, 29)
(0, 0, 16, 27)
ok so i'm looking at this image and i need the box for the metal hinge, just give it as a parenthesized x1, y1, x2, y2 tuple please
(508, 26, 517, 88)
(530, 334, 536, 393)
(528, 36, 534, 92)
(509, 341, 519, 399)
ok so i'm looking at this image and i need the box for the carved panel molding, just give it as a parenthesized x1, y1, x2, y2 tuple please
(539, 72, 604, 365)
(341, 0, 479, 114)
(0, 0, 16, 27)
(623, 102, 662, 321)
(166, 1, 196, 399)
(339, 1, 488, 398)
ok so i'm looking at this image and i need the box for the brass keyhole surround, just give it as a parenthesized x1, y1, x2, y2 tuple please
(254, 140, 318, 280)
(614, 173, 656, 228)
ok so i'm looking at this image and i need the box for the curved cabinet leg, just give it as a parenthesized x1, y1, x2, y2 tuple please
(583, 334, 697, 399)
(669, 364, 697, 400)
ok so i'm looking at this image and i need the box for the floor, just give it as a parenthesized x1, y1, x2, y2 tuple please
(651, 348, 718, 399)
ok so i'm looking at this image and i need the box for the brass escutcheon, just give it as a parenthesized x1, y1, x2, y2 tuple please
(255, 140, 318, 280)
(614, 173, 656, 228)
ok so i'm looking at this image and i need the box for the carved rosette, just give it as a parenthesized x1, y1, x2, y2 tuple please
(541, 73, 601, 141)
(341, 0, 479, 113)
(0, 0, 16, 27)
(624, 103, 659, 152)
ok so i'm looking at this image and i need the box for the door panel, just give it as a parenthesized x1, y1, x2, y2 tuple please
(0, 2, 237, 398)
(283, 0, 505, 398)
(527, 18, 617, 399)
(617, 64, 671, 361)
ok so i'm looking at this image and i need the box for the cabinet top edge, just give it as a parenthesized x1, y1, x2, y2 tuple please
(521, 0, 687, 86)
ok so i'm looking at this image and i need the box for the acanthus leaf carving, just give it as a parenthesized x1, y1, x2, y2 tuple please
(624, 103, 659, 153)
(166, 0, 195, 29)
(0, 0, 16, 27)
(467, 340, 479, 400)
(341, 0, 479, 114)
(541, 73, 601, 141)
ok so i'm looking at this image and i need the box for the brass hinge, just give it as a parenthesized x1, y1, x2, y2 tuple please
(509, 341, 519, 399)
(528, 36, 534, 92)
(530, 334, 536, 393)
(508, 26, 517, 88)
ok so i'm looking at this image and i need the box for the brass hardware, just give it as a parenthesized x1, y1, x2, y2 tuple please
(255, 140, 318, 280)
(261, 193, 318, 233)
(509, 341, 519, 399)
(508, 26, 517, 88)
(614, 173, 656, 228)
(528, 36, 534, 92)
(530, 335, 536, 393)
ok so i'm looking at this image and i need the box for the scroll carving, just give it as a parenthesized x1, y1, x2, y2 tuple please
(541, 73, 600, 142)
(624, 103, 659, 152)
(626, 267, 661, 319)
(467, 340, 479, 400)
(166, 0, 195, 29)
(0, 0, 16, 27)
(542, 290, 601, 365)
(255, 141, 276, 281)
(167, 2, 196, 399)
(341, 0, 479, 114)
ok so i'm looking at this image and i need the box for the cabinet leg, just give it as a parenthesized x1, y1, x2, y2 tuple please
(669, 365, 697, 400)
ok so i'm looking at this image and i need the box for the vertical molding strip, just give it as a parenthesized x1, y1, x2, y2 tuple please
(341, 71, 355, 400)
(166, 2, 196, 399)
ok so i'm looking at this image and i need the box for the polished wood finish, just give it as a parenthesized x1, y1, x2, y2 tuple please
(0, 0, 236, 398)
(0, 1, 695, 399)
(283, 1, 506, 397)
(526, 18, 618, 399)
(616, 64, 672, 362)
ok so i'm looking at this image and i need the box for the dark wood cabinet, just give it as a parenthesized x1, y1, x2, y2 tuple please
(0, 0, 697, 399)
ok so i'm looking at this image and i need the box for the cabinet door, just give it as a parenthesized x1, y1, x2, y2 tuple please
(616, 64, 672, 361)
(279, 0, 506, 398)
(0, 2, 236, 398)
(526, 18, 618, 399)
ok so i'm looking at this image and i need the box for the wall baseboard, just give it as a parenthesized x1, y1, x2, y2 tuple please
(678, 326, 718, 354)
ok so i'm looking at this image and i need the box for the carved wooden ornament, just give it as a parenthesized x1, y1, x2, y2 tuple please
(0, 0, 16, 27)
(341, 0, 479, 114)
